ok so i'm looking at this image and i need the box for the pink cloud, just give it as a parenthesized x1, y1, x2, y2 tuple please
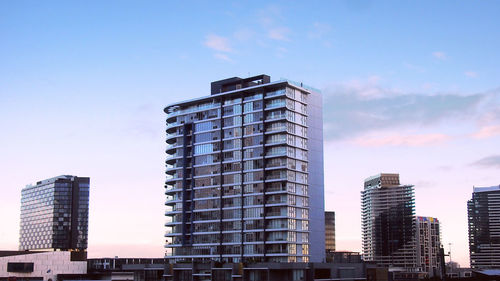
(472, 125, 500, 139)
(353, 133, 451, 147)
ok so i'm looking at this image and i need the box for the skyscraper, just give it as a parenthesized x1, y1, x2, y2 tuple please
(19, 175, 89, 252)
(361, 173, 416, 268)
(468, 185, 500, 269)
(415, 216, 442, 277)
(164, 75, 325, 263)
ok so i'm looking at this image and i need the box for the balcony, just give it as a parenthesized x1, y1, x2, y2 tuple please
(265, 89, 286, 98)
(265, 100, 286, 110)
(265, 113, 286, 121)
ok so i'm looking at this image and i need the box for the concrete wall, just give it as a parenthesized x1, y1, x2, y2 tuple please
(307, 90, 326, 263)
(0, 251, 87, 281)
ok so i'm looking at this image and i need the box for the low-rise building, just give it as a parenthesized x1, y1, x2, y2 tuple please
(0, 251, 87, 281)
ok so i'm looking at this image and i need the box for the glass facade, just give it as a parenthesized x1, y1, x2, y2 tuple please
(325, 211, 335, 252)
(468, 186, 500, 269)
(361, 173, 417, 268)
(165, 80, 314, 263)
(19, 175, 89, 251)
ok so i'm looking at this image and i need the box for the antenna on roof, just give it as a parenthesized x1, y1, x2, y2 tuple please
(448, 243, 452, 263)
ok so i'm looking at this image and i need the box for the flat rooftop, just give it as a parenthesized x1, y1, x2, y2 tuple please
(473, 185, 500, 193)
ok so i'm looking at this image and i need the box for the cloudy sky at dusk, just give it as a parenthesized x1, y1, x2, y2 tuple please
(1, 1, 500, 266)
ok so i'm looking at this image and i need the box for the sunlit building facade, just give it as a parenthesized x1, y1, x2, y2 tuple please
(164, 75, 325, 263)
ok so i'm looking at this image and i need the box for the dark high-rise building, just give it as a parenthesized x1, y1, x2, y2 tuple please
(19, 175, 89, 251)
(468, 185, 500, 269)
(164, 75, 325, 263)
(361, 173, 416, 268)
(325, 211, 335, 253)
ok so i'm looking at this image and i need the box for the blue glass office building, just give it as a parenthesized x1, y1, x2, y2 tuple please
(19, 175, 89, 251)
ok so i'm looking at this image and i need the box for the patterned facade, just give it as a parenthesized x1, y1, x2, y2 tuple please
(468, 185, 500, 269)
(19, 175, 89, 251)
(361, 173, 417, 269)
(415, 216, 442, 277)
(164, 75, 324, 263)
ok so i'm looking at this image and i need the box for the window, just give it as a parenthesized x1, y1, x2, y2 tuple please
(244, 112, 263, 123)
(194, 143, 213, 155)
(245, 207, 264, 218)
(7, 263, 34, 273)
(267, 134, 286, 144)
(244, 147, 264, 158)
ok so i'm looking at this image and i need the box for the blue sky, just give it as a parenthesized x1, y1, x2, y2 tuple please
(1, 1, 500, 266)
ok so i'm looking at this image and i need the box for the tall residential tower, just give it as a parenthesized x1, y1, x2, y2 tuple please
(164, 75, 325, 263)
(361, 173, 416, 269)
(19, 175, 89, 252)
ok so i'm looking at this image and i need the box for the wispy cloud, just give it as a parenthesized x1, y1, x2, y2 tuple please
(322, 79, 498, 141)
(275, 47, 288, 58)
(213, 53, 232, 62)
(204, 34, 234, 62)
(257, 5, 291, 42)
(472, 125, 500, 139)
(465, 71, 478, 78)
(336, 76, 391, 99)
(268, 27, 290, 41)
(204, 34, 232, 52)
(471, 155, 500, 169)
(233, 28, 255, 41)
(257, 5, 283, 27)
(353, 133, 451, 147)
(308, 22, 331, 39)
(403, 62, 425, 73)
(432, 51, 447, 60)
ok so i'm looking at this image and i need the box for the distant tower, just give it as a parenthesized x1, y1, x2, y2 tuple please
(361, 173, 416, 268)
(468, 185, 500, 269)
(325, 211, 336, 253)
(19, 175, 89, 252)
(415, 216, 442, 278)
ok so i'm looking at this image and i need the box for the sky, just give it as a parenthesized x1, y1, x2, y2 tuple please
(1, 0, 500, 267)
